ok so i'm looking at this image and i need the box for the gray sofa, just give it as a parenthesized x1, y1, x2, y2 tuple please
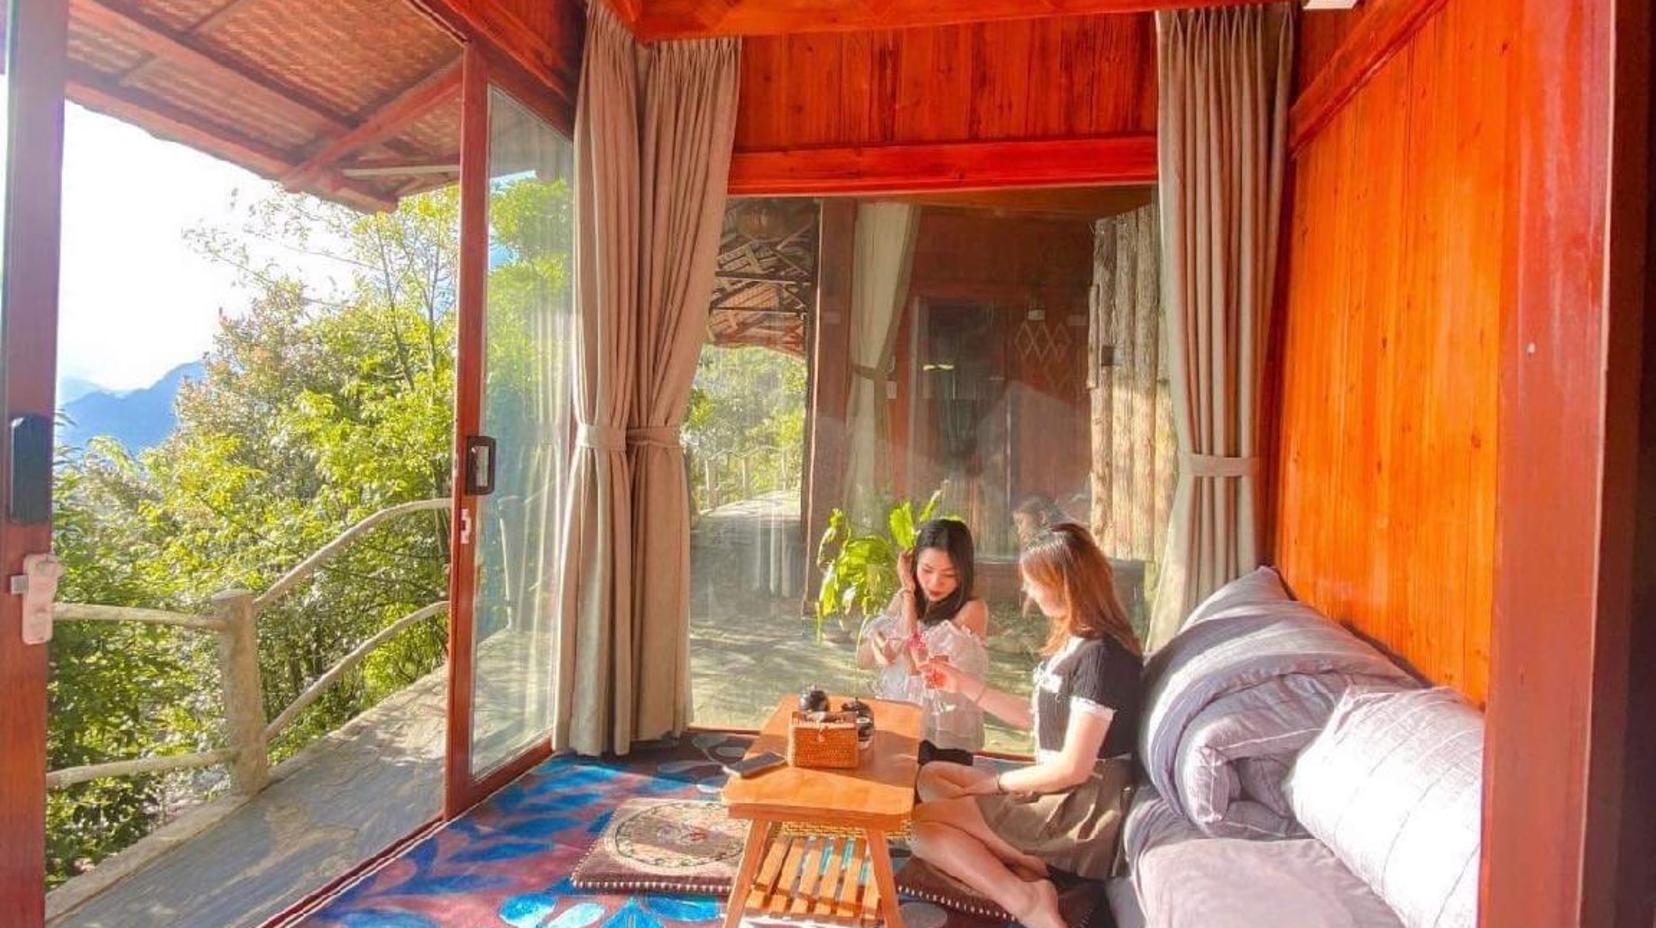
(1107, 568, 1485, 928)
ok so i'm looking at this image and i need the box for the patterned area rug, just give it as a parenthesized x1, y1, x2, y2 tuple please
(570, 798, 749, 894)
(293, 733, 1031, 928)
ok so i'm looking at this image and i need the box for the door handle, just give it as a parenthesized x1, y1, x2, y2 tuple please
(11, 552, 62, 644)
(464, 435, 497, 496)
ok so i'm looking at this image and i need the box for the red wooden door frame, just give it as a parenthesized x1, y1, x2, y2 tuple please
(442, 44, 556, 819)
(1484, 0, 1651, 925)
(0, 1, 68, 925)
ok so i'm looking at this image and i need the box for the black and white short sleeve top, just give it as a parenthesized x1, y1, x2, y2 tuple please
(1030, 634, 1142, 761)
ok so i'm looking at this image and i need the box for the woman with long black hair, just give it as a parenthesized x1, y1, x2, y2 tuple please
(856, 518, 989, 761)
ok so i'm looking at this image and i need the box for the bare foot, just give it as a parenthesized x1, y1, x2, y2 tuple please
(1013, 878, 1064, 928)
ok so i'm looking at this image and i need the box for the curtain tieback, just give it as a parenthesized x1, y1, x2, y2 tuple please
(1182, 454, 1260, 478)
(576, 424, 627, 452)
(850, 364, 886, 381)
(626, 426, 682, 451)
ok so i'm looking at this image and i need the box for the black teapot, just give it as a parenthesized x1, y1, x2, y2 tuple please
(798, 685, 830, 713)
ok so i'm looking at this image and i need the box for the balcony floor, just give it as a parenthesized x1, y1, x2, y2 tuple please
(51, 668, 447, 928)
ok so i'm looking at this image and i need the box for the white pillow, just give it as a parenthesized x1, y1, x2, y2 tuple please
(1287, 687, 1483, 928)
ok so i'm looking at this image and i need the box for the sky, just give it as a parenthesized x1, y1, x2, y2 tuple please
(55, 101, 358, 393)
(0, 69, 360, 396)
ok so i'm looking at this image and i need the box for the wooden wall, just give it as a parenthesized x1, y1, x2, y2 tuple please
(1273, 0, 1513, 706)
(733, 14, 1156, 152)
(892, 208, 1097, 560)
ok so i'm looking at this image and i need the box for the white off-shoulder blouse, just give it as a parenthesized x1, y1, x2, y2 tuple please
(861, 596, 988, 753)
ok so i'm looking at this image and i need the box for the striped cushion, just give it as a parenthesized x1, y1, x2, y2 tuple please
(1287, 687, 1483, 928)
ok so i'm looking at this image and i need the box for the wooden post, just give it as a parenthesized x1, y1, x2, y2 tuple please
(1088, 217, 1116, 547)
(0, 3, 69, 923)
(803, 201, 858, 609)
(1088, 204, 1167, 563)
(1483, 0, 1651, 923)
(213, 590, 269, 795)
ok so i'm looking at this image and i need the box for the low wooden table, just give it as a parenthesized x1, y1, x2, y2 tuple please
(720, 696, 922, 928)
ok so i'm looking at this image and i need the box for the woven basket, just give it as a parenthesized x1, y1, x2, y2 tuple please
(786, 710, 861, 769)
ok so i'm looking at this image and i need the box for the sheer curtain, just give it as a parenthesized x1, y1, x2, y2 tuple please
(843, 202, 919, 526)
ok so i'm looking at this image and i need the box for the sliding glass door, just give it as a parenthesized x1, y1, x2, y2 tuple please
(445, 47, 573, 814)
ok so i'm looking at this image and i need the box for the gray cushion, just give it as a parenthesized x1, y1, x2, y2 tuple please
(1143, 565, 1416, 838)
(1287, 687, 1483, 928)
(1134, 836, 1403, 928)
(1183, 566, 1294, 627)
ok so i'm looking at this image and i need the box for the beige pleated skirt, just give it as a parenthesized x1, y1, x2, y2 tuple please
(973, 757, 1135, 882)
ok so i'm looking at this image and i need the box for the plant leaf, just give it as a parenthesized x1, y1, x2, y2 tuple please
(919, 489, 942, 523)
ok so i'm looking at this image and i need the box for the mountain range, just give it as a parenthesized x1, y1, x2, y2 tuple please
(58, 362, 205, 453)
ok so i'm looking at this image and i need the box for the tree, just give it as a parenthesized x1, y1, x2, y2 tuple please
(45, 182, 479, 885)
(684, 345, 807, 512)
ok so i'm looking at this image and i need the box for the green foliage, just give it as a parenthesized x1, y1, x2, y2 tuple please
(43, 175, 566, 887)
(684, 345, 806, 512)
(814, 490, 943, 637)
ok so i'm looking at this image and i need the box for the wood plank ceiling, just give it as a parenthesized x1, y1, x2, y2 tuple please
(624, 0, 1268, 40)
(35, 0, 465, 212)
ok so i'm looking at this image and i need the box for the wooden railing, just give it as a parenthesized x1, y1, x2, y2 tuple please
(46, 497, 450, 797)
(690, 443, 800, 513)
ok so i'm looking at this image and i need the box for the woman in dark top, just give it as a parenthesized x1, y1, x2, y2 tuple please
(914, 523, 1142, 928)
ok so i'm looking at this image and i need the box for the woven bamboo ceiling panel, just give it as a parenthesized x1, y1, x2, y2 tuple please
(52, 0, 463, 212)
(709, 198, 819, 357)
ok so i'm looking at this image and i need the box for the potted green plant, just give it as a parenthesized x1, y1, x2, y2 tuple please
(814, 489, 945, 641)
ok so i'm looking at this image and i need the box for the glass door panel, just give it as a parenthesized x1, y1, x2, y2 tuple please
(465, 85, 573, 776)
(446, 49, 573, 812)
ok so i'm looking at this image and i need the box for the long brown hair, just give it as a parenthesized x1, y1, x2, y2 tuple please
(1019, 522, 1141, 657)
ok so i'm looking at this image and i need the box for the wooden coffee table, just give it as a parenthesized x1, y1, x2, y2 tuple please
(720, 696, 922, 928)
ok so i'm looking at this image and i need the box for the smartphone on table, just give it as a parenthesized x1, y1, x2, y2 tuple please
(723, 751, 786, 778)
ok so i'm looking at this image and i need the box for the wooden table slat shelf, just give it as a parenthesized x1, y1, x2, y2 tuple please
(720, 697, 922, 928)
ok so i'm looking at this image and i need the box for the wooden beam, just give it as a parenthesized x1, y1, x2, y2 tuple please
(636, 0, 1264, 39)
(408, 0, 579, 105)
(729, 136, 1157, 197)
(282, 58, 463, 189)
(1483, 0, 1649, 925)
(717, 271, 813, 285)
(70, 0, 353, 138)
(114, 0, 265, 86)
(1288, 0, 1448, 153)
(66, 66, 398, 213)
(802, 201, 857, 611)
(340, 157, 462, 178)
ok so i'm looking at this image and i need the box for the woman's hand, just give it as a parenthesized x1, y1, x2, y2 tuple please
(897, 549, 917, 594)
(921, 657, 976, 697)
(965, 773, 1004, 796)
(868, 628, 895, 666)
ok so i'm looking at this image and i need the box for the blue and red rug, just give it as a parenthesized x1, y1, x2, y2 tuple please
(293, 732, 989, 928)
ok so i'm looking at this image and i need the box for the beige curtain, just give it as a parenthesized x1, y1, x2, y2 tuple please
(628, 36, 741, 740)
(844, 203, 920, 525)
(557, 1, 739, 755)
(1147, 5, 1293, 650)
